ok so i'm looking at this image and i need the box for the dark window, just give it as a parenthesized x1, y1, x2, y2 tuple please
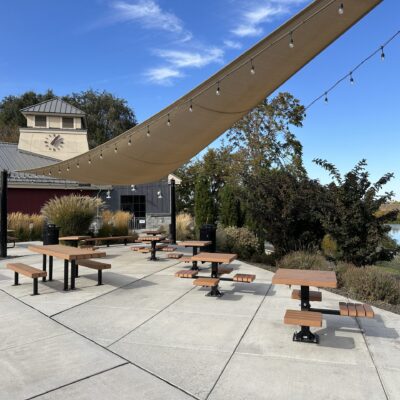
(121, 195, 146, 218)
(62, 117, 74, 128)
(35, 115, 46, 127)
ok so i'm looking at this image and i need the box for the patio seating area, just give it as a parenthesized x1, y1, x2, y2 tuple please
(0, 242, 399, 399)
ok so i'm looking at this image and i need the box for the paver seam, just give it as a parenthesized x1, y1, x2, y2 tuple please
(106, 285, 197, 348)
(355, 317, 390, 400)
(25, 362, 130, 400)
(204, 282, 273, 400)
(0, 287, 200, 400)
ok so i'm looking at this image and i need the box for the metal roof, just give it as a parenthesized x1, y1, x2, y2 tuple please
(0, 142, 90, 187)
(20, 98, 85, 116)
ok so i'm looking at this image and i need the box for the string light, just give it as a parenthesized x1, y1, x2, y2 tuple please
(306, 30, 400, 109)
(114, 146, 118, 153)
(216, 82, 221, 96)
(189, 100, 193, 112)
(88, 157, 92, 164)
(76, 161, 80, 169)
(67, 165, 70, 172)
(250, 59, 256, 75)
(128, 137, 132, 146)
(147, 126, 151, 137)
(338, 3, 344, 15)
(289, 31, 295, 49)
(100, 151, 103, 160)
(167, 114, 171, 127)
(48, 170, 52, 176)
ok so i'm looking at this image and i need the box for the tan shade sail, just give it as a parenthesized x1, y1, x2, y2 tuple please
(22, 0, 382, 185)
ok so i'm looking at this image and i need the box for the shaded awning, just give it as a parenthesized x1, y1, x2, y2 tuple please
(22, 0, 382, 185)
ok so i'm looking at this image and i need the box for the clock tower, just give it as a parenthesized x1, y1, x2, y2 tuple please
(18, 98, 89, 161)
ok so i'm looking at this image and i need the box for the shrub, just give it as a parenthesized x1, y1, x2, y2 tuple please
(216, 226, 261, 260)
(321, 234, 339, 260)
(277, 251, 332, 271)
(7, 212, 44, 241)
(41, 195, 103, 236)
(340, 265, 400, 305)
(176, 213, 195, 241)
(98, 210, 132, 236)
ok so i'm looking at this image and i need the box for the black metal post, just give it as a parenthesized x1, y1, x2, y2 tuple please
(70, 260, 76, 290)
(191, 246, 198, 270)
(33, 278, 38, 296)
(170, 179, 176, 244)
(64, 260, 69, 291)
(42, 255, 47, 282)
(13, 272, 19, 286)
(150, 240, 157, 261)
(49, 256, 53, 281)
(0, 170, 8, 258)
(211, 262, 218, 278)
(97, 270, 103, 285)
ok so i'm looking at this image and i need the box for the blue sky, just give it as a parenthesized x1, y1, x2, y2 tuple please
(1, 0, 399, 195)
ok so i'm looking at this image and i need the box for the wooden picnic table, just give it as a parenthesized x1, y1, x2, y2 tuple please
(179, 240, 212, 270)
(141, 230, 163, 236)
(137, 235, 166, 261)
(28, 244, 106, 291)
(59, 236, 92, 247)
(191, 252, 237, 278)
(272, 268, 337, 343)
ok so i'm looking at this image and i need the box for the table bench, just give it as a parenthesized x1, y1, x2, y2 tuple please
(77, 259, 111, 285)
(7, 236, 17, 248)
(193, 277, 221, 297)
(167, 252, 183, 259)
(175, 269, 198, 278)
(7, 263, 47, 295)
(292, 289, 321, 302)
(82, 236, 136, 247)
(284, 310, 322, 344)
(339, 302, 374, 318)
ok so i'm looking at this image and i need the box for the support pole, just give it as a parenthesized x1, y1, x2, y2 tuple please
(170, 178, 176, 244)
(0, 170, 8, 258)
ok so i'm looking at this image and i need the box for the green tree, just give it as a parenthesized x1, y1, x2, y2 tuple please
(194, 174, 216, 230)
(0, 90, 55, 142)
(63, 89, 137, 148)
(314, 158, 399, 266)
(219, 183, 243, 227)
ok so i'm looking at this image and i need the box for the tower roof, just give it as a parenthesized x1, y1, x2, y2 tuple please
(20, 98, 85, 116)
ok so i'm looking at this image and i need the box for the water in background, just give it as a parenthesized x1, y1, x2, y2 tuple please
(389, 224, 400, 244)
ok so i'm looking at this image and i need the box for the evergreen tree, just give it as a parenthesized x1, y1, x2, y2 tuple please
(194, 175, 216, 230)
(219, 184, 243, 227)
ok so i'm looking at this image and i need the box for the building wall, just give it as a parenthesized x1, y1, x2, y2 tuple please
(8, 188, 95, 214)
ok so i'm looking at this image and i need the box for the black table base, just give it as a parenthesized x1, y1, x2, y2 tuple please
(293, 328, 319, 344)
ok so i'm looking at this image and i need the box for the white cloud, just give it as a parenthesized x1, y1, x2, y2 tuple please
(112, 0, 187, 35)
(223, 40, 242, 50)
(154, 48, 224, 69)
(144, 67, 184, 85)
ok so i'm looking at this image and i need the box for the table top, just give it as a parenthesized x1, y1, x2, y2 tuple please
(138, 235, 166, 242)
(28, 244, 106, 261)
(272, 268, 337, 288)
(179, 240, 212, 247)
(59, 236, 92, 241)
(142, 230, 163, 235)
(191, 252, 237, 264)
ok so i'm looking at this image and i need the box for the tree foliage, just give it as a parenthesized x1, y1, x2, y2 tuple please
(194, 174, 216, 230)
(314, 158, 398, 266)
(219, 183, 244, 227)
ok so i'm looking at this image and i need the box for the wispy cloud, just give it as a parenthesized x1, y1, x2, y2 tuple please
(144, 67, 184, 85)
(223, 40, 242, 50)
(154, 48, 224, 69)
(231, 1, 307, 38)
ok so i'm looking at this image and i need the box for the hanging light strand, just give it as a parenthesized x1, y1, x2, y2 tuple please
(306, 30, 400, 109)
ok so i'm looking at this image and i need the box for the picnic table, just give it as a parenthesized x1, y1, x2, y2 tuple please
(137, 235, 166, 261)
(142, 230, 163, 236)
(28, 244, 106, 291)
(59, 235, 92, 247)
(191, 252, 237, 278)
(179, 240, 212, 270)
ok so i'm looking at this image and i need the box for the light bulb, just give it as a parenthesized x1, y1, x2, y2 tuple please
(76, 162, 80, 169)
(289, 32, 294, 49)
(338, 3, 344, 15)
(350, 73, 354, 84)
(100, 152, 103, 160)
(128, 137, 132, 146)
(189, 101, 193, 112)
(114, 146, 118, 153)
(380, 46, 385, 60)
(147, 126, 151, 137)
(67, 166, 70, 172)
(250, 59, 255, 75)
(167, 115, 171, 127)
(48, 170, 52, 176)
(324, 93, 328, 103)
(216, 83, 220, 96)
(88, 158, 92, 164)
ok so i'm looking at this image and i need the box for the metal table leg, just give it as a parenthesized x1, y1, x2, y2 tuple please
(42, 254, 47, 282)
(211, 262, 218, 278)
(191, 246, 198, 270)
(70, 260, 76, 290)
(49, 256, 53, 281)
(150, 241, 157, 261)
(64, 260, 69, 291)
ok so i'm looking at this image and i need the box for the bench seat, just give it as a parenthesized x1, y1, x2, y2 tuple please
(161, 246, 177, 252)
(284, 310, 322, 327)
(167, 252, 183, 259)
(179, 256, 192, 263)
(339, 302, 374, 318)
(193, 277, 222, 297)
(7, 263, 46, 295)
(82, 236, 135, 247)
(175, 269, 198, 278)
(77, 259, 111, 285)
(233, 273, 256, 283)
(131, 246, 146, 251)
(291, 289, 322, 302)
(138, 248, 150, 253)
(217, 266, 233, 275)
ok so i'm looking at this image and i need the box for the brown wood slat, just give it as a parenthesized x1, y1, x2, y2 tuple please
(167, 253, 183, 259)
(162, 247, 177, 252)
(193, 278, 220, 287)
(179, 240, 212, 247)
(131, 246, 145, 251)
(28, 245, 106, 261)
(83, 236, 136, 242)
(175, 270, 198, 278)
(192, 252, 237, 264)
(284, 310, 322, 327)
(218, 267, 233, 275)
(233, 274, 256, 283)
(272, 268, 337, 288)
(7, 263, 47, 279)
(291, 289, 322, 302)
(363, 304, 375, 318)
(77, 259, 111, 270)
(356, 304, 366, 317)
(179, 256, 192, 263)
(138, 248, 150, 253)
(339, 302, 349, 316)
(347, 303, 357, 317)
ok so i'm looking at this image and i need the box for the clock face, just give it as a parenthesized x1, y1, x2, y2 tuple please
(44, 134, 64, 151)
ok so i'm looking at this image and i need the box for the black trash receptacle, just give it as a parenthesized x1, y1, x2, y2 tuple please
(199, 224, 216, 252)
(43, 224, 60, 245)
